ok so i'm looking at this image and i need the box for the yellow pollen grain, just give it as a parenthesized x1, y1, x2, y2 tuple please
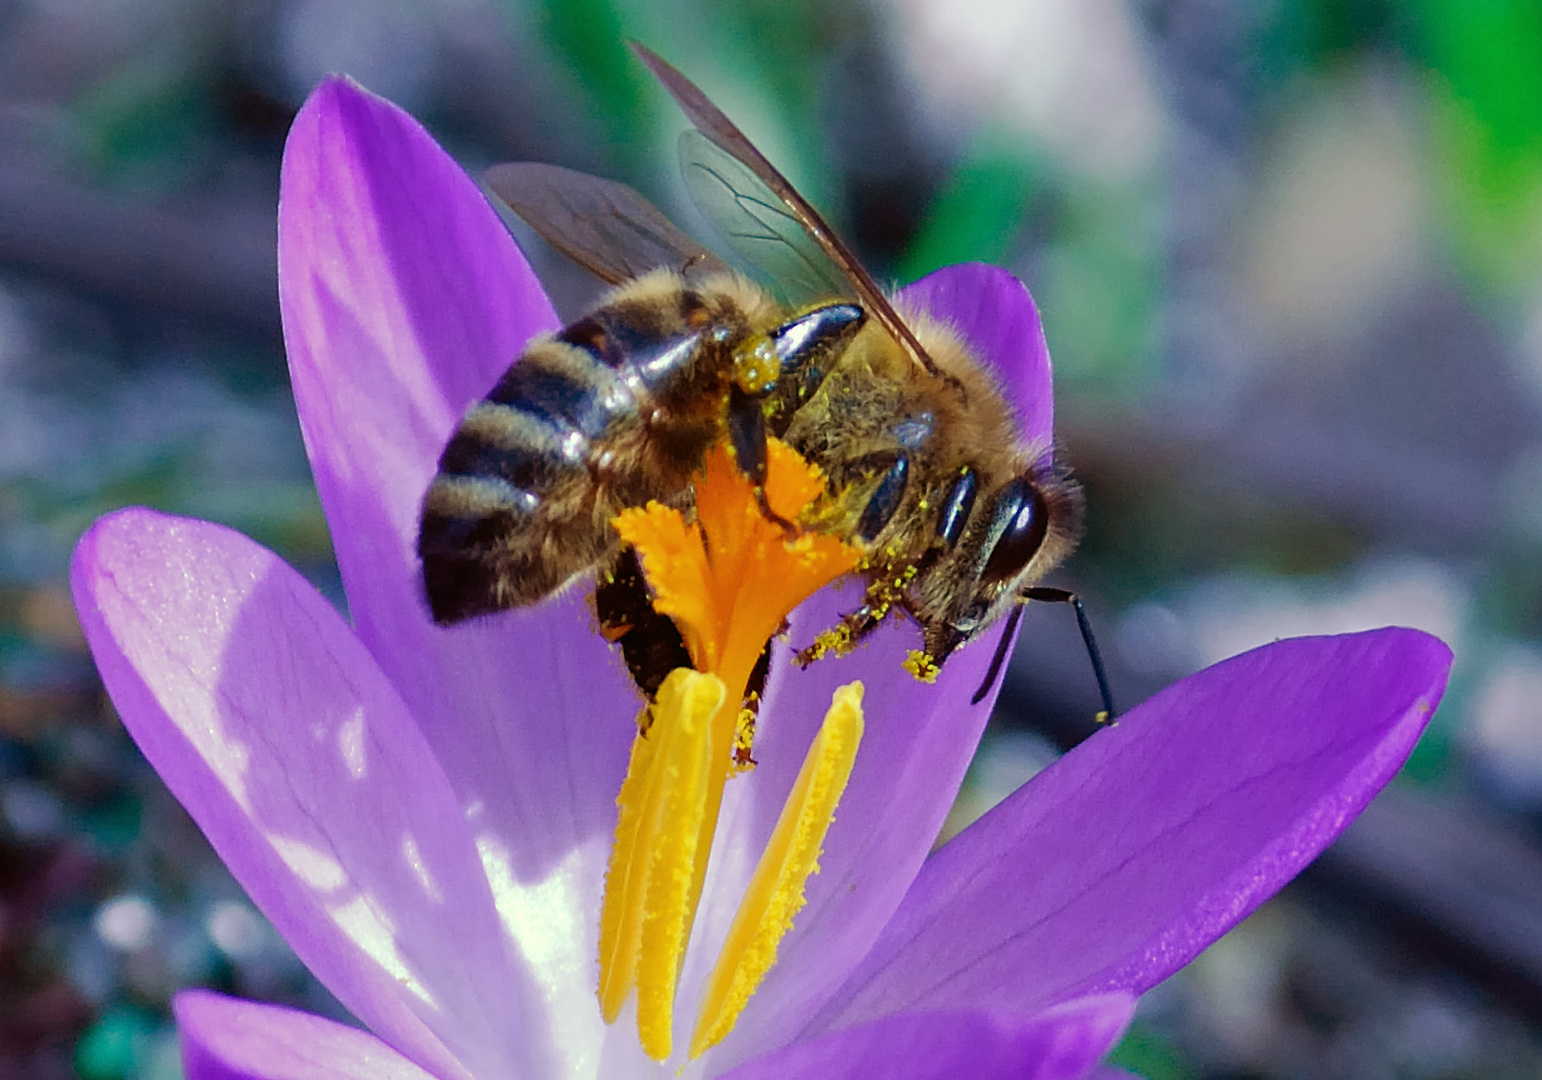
(903, 650, 940, 683)
(732, 705, 758, 774)
(689, 681, 865, 1058)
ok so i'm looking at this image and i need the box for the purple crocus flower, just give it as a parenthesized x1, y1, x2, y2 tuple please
(68, 77, 1452, 1080)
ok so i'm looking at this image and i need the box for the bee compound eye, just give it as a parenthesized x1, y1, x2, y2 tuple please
(981, 478, 1049, 584)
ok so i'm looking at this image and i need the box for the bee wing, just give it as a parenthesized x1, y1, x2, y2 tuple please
(633, 42, 942, 378)
(484, 161, 730, 286)
(678, 130, 850, 307)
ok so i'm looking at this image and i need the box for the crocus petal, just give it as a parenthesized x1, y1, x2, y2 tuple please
(811, 628, 1452, 1028)
(279, 76, 639, 1051)
(71, 510, 548, 1080)
(716, 993, 1133, 1080)
(279, 74, 557, 598)
(176, 990, 436, 1080)
(897, 263, 1055, 449)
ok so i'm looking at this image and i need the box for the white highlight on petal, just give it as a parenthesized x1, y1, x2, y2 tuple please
(338, 705, 368, 779)
(401, 833, 443, 903)
(194, 720, 254, 814)
(477, 835, 606, 1077)
(328, 894, 437, 1007)
(269, 834, 349, 891)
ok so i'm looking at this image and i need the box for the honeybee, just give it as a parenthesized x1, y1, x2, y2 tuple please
(419, 45, 1090, 707)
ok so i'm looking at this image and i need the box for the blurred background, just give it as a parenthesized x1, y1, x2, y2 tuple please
(0, 0, 1539, 1076)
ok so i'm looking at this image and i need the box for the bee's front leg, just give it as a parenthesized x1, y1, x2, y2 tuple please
(725, 383, 799, 537)
(791, 602, 890, 669)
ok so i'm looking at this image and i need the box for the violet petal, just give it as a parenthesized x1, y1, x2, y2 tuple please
(176, 989, 437, 1080)
(279, 75, 639, 1016)
(717, 993, 1133, 1080)
(897, 263, 1055, 449)
(71, 510, 545, 1080)
(810, 629, 1451, 1028)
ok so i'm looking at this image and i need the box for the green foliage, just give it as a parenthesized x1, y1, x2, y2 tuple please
(898, 145, 1036, 283)
(1413, 0, 1542, 286)
(531, 0, 654, 167)
(73, 63, 216, 188)
(75, 1008, 159, 1080)
(1107, 1022, 1192, 1080)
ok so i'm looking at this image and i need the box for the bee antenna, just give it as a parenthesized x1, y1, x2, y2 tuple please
(970, 603, 1025, 705)
(1021, 586, 1117, 721)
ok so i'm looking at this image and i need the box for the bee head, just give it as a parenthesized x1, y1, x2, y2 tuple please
(918, 462, 1083, 666)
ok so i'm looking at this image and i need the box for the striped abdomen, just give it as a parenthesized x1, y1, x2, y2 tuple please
(419, 274, 765, 624)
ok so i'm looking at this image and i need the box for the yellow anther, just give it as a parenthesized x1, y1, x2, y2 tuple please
(690, 682, 865, 1058)
(598, 669, 726, 1059)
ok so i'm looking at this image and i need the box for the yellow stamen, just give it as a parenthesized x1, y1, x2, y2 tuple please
(599, 438, 863, 1060)
(690, 681, 865, 1058)
(597, 670, 725, 1059)
(596, 708, 657, 1021)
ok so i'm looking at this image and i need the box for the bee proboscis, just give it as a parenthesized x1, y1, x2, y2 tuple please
(419, 44, 1096, 710)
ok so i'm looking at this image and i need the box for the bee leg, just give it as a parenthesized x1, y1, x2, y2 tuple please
(793, 604, 883, 668)
(727, 384, 799, 538)
(973, 587, 1116, 719)
(755, 488, 799, 537)
(853, 453, 909, 543)
(766, 304, 865, 425)
(593, 548, 694, 701)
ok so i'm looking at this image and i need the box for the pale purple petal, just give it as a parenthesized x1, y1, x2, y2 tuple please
(71, 510, 550, 1080)
(898, 263, 1055, 449)
(717, 994, 1132, 1080)
(176, 990, 437, 1080)
(811, 628, 1452, 1029)
(279, 74, 557, 597)
(279, 76, 638, 1021)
